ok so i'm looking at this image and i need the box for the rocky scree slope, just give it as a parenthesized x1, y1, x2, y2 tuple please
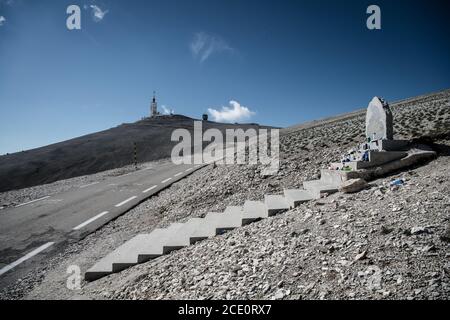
(87, 90, 450, 300)
(1, 90, 448, 300)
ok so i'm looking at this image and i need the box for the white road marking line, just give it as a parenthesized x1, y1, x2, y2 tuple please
(122, 170, 140, 177)
(15, 196, 50, 208)
(0, 242, 54, 277)
(47, 199, 63, 203)
(185, 168, 193, 172)
(142, 185, 157, 193)
(115, 196, 138, 207)
(161, 178, 172, 184)
(73, 211, 109, 231)
(79, 181, 99, 188)
(174, 172, 183, 177)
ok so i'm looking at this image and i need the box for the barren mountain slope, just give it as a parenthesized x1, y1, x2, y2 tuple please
(94, 90, 450, 300)
(0, 115, 271, 192)
(1, 89, 448, 300)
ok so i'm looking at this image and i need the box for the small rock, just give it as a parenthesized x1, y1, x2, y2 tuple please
(273, 289, 285, 300)
(410, 227, 429, 235)
(354, 250, 368, 261)
(421, 245, 436, 252)
(380, 225, 394, 235)
(231, 265, 242, 273)
(262, 284, 271, 294)
(440, 224, 450, 243)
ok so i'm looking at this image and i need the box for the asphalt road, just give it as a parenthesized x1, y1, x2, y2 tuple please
(0, 160, 204, 286)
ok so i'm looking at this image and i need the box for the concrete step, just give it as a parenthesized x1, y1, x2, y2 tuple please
(163, 218, 203, 253)
(224, 206, 245, 226)
(224, 206, 242, 216)
(242, 200, 268, 224)
(134, 223, 185, 263)
(330, 161, 359, 171)
(283, 189, 314, 209)
(330, 150, 408, 171)
(189, 212, 222, 243)
(368, 150, 407, 165)
(320, 169, 346, 185)
(215, 207, 244, 233)
(303, 180, 339, 198)
(264, 194, 289, 216)
(188, 209, 243, 241)
(84, 226, 171, 281)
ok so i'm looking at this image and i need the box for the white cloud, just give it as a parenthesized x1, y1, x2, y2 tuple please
(208, 100, 256, 123)
(190, 32, 233, 63)
(89, 5, 108, 22)
(161, 105, 174, 115)
(0, 16, 5, 26)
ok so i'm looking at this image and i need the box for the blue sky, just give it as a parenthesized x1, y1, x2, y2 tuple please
(0, 0, 449, 154)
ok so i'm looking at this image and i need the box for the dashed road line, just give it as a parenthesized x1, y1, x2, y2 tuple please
(161, 178, 172, 184)
(142, 185, 157, 193)
(115, 196, 138, 208)
(0, 242, 54, 277)
(185, 168, 193, 172)
(15, 196, 50, 208)
(79, 181, 99, 189)
(174, 172, 183, 177)
(73, 211, 109, 231)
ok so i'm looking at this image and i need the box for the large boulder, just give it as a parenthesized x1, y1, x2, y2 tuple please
(339, 178, 369, 193)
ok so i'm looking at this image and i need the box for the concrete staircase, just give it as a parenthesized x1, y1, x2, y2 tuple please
(85, 141, 426, 282)
(84, 173, 344, 281)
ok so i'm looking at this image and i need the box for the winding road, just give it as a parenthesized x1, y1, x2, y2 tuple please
(0, 160, 204, 286)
